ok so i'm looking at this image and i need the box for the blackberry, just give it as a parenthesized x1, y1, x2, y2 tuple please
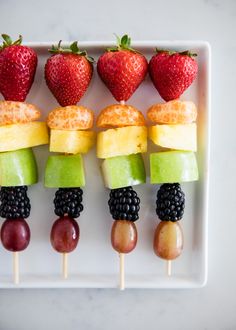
(54, 188, 83, 218)
(108, 186, 140, 222)
(156, 183, 185, 221)
(0, 186, 31, 219)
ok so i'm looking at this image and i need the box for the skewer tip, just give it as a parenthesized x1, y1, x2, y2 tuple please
(167, 260, 172, 277)
(119, 253, 125, 290)
(13, 252, 19, 285)
(62, 253, 68, 279)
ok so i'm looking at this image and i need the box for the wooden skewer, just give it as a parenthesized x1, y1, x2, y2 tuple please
(167, 260, 172, 276)
(118, 100, 126, 290)
(62, 253, 68, 279)
(119, 253, 125, 290)
(62, 212, 69, 280)
(13, 252, 19, 284)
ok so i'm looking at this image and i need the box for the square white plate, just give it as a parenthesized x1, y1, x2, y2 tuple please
(0, 41, 211, 288)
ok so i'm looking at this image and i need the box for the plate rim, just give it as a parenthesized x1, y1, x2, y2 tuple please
(0, 40, 211, 289)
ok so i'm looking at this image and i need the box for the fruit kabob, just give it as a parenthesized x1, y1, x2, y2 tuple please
(0, 34, 49, 283)
(44, 40, 95, 279)
(147, 49, 199, 275)
(96, 35, 148, 290)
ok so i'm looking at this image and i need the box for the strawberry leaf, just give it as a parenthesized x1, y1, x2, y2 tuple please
(179, 50, 197, 57)
(48, 40, 94, 63)
(0, 34, 22, 50)
(86, 54, 95, 63)
(2, 34, 12, 45)
(115, 34, 121, 46)
(12, 35, 22, 46)
(155, 48, 176, 55)
(120, 35, 132, 49)
(106, 34, 140, 54)
(70, 41, 80, 53)
(121, 35, 128, 46)
(155, 48, 197, 58)
(106, 46, 118, 52)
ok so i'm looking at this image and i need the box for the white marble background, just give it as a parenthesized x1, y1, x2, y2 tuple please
(0, 0, 235, 329)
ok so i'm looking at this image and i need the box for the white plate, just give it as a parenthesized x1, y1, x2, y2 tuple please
(0, 41, 211, 289)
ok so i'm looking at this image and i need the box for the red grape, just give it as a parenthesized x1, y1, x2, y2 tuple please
(50, 216, 79, 253)
(1, 218, 30, 251)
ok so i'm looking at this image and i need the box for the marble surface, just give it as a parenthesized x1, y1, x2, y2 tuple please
(0, 0, 235, 329)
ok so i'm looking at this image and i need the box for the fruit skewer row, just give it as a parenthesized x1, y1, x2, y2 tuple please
(97, 35, 148, 289)
(44, 41, 95, 278)
(97, 105, 147, 288)
(0, 35, 49, 283)
(44, 106, 95, 278)
(147, 49, 199, 275)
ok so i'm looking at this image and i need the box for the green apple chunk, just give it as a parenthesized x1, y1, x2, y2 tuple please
(0, 148, 38, 186)
(45, 154, 85, 188)
(150, 151, 199, 184)
(102, 153, 146, 189)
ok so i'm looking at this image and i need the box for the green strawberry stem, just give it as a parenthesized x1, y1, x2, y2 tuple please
(49, 40, 94, 63)
(0, 34, 22, 49)
(155, 48, 197, 58)
(107, 34, 139, 53)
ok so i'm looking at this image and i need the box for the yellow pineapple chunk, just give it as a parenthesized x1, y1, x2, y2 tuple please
(0, 122, 49, 152)
(97, 126, 147, 159)
(50, 129, 96, 154)
(149, 123, 197, 151)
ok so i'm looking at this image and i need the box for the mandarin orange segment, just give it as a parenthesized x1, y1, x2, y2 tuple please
(147, 100, 197, 124)
(47, 105, 94, 130)
(0, 101, 41, 126)
(96, 104, 145, 128)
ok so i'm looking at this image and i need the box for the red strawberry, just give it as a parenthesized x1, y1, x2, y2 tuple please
(0, 34, 37, 102)
(149, 49, 198, 101)
(97, 35, 148, 102)
(45, 41, 94, 107)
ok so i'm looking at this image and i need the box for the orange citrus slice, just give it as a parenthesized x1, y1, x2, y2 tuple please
(97, 104, 145, 128)
(47, 105, 94, 130)
(0, 101, 41, 125)
(147, 100, 197, 124)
